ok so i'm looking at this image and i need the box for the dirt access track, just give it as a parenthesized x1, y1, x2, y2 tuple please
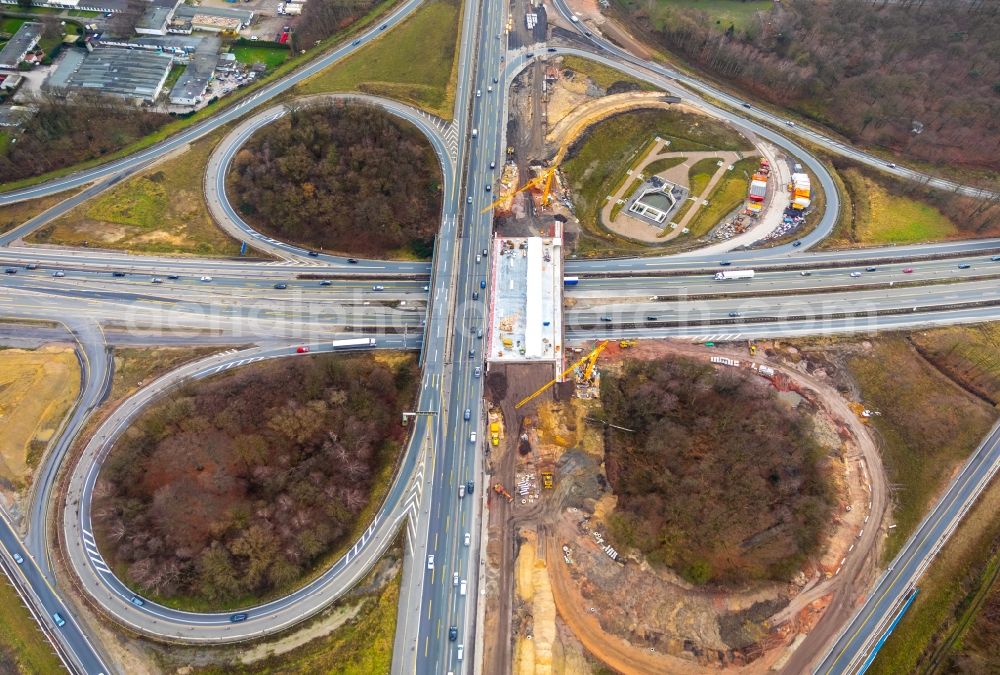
(488, 339, 891, 674)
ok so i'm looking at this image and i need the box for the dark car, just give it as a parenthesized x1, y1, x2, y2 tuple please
(167, 274, 180, 280)
(466, 481, 474, 494)
(547, 47, 556, 52)
(741, 102, 751, 109)
(600, 316, 612, 322)
(958, 263, 971, 269)
(230, 613, 248, 623)
(112, 271, 126, 277)
(728, 311, 742, 318)
(380, 23, 387, 30)
(480, 279, 486, 289)
(473, 290, 479, 300)
(307, 250, 320, 257)
(793, 240, 803, 247)
(719, 261, 732, 266)
(449, 626, 458, 641)
(4, 268, 16, 274)
(347, 258, 359, 264)
(865, 266, 877, 272)
(646, 316, 658, 321)
(352, 39, 360, 46)
(320, 280, 333, 286)
(25, 263, 37, 270)
(273, 283, 288, 289)
(468, 348, 475, 359)
(526, 52, 534, 58)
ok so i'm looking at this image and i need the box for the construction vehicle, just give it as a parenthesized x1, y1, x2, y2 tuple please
(490, 421, 501, 446)
(493, 483, 513, 503)
(541, 472, 554, 489)
(581, 340, 607, 383)
(619, 339, 636, 349)
(482, 138, 571, 213)
(516, 341, 608, 408)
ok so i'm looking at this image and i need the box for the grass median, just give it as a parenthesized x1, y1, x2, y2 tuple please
(0, 572, 65, 675)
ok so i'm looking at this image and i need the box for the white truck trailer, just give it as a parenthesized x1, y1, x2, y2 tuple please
(713, 269, 755, 281)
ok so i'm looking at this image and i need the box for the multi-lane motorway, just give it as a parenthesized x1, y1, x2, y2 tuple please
(2, 0, 1000, 672)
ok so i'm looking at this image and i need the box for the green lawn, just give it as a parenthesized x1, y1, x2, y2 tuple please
(0, 18, 26, 34)
(687, 156, 721, 196)
(858, 173, 958, 244)
(231, 44, 289, 71)
(0, 130, 10, 156)
(560, 54, 657, 92)
(0, 573, 65, 675)
(30, 128, 244, 257)
(614, 0, 772, 31)
(641, 156, 685, 177)
(684, 156, 755, 237)
(845, 337, 997, 562)
(164, 64, 185, 91)
(296, 0, 462, 118)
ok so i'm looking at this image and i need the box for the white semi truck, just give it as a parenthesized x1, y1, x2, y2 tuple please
(331, 338, 376, 349)
(713, 269, 755, 281)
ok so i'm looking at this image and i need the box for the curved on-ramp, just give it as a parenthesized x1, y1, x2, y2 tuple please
(204, 93, 455, 269)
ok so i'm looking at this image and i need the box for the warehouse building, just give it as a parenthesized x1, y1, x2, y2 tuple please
(168, 50, 217, 105)
(53, 47, 173, 102)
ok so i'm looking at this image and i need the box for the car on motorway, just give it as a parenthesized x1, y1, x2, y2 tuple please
(487, 85, 493, 92)
(600, 316, 612, 322)
(53, 271, 66, 277)
(476, 89, 481, 97)
(459, 580, 467, 596)
(464, 532, 471, 546)
(547, 47, 556, 52)
(347, 258, 358, 264)
(380, 23, 387, 30)
(477, 328, 483, 339)
(793, 240, 802, 247)
(458, 644, 464, 660)
(887, 162, 897, 168)
(474, 366, 481, 378)
(112, 271, 126, 277)
(372, 284, 384, 291)
(584, 30, 592, 36)
(800, 271, 812, 276)
(230, 613, 248, 623)
(741, 102, 751, 109)
(167, 274, 180, 279)
(719, 261, 732, 266)
(902, 267, 914, 273)
(130, 596, 144, 607)
(728, 311, 742, 317)
(472, 290, 479, 300)
(526, 52, 534, 58)
(467, 196, 473, 203)
(427, 555, 434, 570)
(493, 76, 499, 83)
(351, 39, 360, 45)
(850, 272, 862, 278)
(480, 279, 487, 289)
(466, 480, 474, 494)
(489, 161, 495, 169)
(4, 268, 16, 274)
(151, 277, 163, 283)
(459, 484, 466, 498)
(785, 120, 795, 126)
(470, 431, 477, 443)
(958, 263, 971, 269)
(482, 248, 488, 256)
(200, 276, 213, 282)
(12, 552, 23, 564)
(307, 250, 320, 257)
(52, 613, 66, 628)
(464, 408, 471, 420)
(320, 280, 332, 286)
(297, 346, 310, 353)
(991, 255, 1000, 261)
(485, 184, 491, 191)
(865, 266, 877, 272)
(449, 626, 458, 641)
(468, 348, 475, 359)
(646, 316, 657, 321)
(25, 263, 37, 270)
(273, 283, 288, 289)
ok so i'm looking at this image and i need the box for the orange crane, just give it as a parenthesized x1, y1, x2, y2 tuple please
(515, 341, 608, 409)
(493, 483, 513, 503)
(481, 141, 570, 214)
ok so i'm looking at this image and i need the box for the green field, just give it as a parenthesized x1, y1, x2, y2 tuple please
(684, 156, 756, 237)
(686, 157, 721, 197)
(30, 128, 243, 257)
(231, 44, 289, 71)
(845, 337, 997, 561)
(297, 0, 462, 118)
(560, 54, 657, 92)
(0, 18, 25, 34)
(0, 573, 64, 675)
(856, 172, 958, 244)
(641, 156, 685, 177)
(613, 0, 772, 31)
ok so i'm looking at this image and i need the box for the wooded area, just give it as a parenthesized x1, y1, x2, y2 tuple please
(0, 94, 169, 184)
(292, 0, 378, 51)
(93, 353, 418, 605)
(613, 0, 1000, 172)
(228, 103, 441, 257)
(601, 357, 833, 585)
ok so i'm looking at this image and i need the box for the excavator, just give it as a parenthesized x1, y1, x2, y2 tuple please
(515, 340, 608, 409)
(493, 483, 513, 503)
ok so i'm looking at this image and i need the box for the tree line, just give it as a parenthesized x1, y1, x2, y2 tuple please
(612, 0, 1000, 172)
(228, 103, 442, 258)
(601, 357, 833, 586)
(92, 353, 418, 605)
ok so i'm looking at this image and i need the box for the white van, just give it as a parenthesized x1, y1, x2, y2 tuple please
(470, 431, 477, 443)
(457, 645, 464, 661)
(460, 580, 467, 596)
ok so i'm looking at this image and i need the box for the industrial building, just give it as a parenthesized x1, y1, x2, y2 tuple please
(486, 234, 562, 365)
(172, 4, 253, 33)
(0, 22, 43, 69)
(168, 50, 217, 105)
(52, 47, 173, 102)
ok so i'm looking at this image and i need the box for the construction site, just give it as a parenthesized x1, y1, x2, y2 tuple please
(479, 336, 886, 675)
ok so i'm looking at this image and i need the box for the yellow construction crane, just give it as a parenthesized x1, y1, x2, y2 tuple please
(481, 140, 571, 214)
(481, 171, 552, 214)
(582, 340, 608, 381)
(515, 341, 608, 409)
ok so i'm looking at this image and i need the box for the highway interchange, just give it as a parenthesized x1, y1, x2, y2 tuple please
(1, 0, 999, 673)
